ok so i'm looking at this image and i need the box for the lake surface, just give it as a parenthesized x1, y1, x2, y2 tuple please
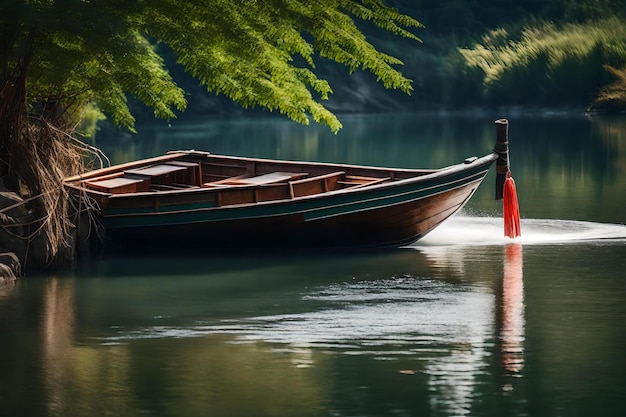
(1, 113, 625, 417)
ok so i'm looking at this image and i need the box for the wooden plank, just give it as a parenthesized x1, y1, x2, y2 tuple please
(254, 184, 291, 202)
(344, 174, 385, 182)
(289, 172, 345, 198)
(204, 172, 307, 187)
(125, 163, 203, 187)
(85, 176, 150, 194)
(200, 162, 250, 178)
(125, 164, 188, 177)
(64, 152, 187, 182)
(288, 171, 344, 186)
(216, 189, 256, 206)
(107, 188, 217, 210)
(167, 161, 199, 168)
(229, 172, 307, 185)
(150, 184, 195, 191)
(167, 161, 203, 186)
(203, 175, 249, 187)
(338, 176, 390, 189)
(80, 171, 125, 183)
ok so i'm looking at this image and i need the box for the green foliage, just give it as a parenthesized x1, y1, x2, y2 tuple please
(458, 17, 626, 106)
(310, 0, 626, 111)
(591, 66, 626, 111)
(544, 0, 626, 22)
(78, 103, 107, 139)
(1, 0, 422, 133)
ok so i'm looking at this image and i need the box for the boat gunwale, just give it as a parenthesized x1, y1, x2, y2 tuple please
(63, 150, 433, 185)
(63, 152, 189, 183)
(64, 151, 498, 205)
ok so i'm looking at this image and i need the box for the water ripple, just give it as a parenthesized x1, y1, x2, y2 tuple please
(98, 267, 498, 417)
(101, 277, 494, 356)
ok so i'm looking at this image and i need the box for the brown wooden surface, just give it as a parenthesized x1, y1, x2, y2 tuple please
(289, 171, 345, 198)
(64, 153, 187, 182)
(125, 164, 188, 177)
(103, 179, 483, 250)
(85, 177, 150, 194)
(67, 152, 436, 197)
(167, 161, 202, 186)
(339, 175, 390, 189)
(208, 172, 308, 186)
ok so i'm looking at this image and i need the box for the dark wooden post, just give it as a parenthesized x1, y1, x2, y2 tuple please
(494, 119, 509, 200)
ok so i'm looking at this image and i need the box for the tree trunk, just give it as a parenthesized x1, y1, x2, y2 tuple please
(0, 39, 85, 273)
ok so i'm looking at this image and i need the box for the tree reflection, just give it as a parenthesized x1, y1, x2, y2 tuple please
(42, 278, 75, 414)
(39, 275, 327, 417)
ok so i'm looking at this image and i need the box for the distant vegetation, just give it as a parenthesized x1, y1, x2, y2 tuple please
(459, 17, 626, 109)
(591, 66, 626, 112)
(163, 0, 626, 118)
(371, 0, 626, 112)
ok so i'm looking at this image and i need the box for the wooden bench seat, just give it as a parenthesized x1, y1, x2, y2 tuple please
(85, 176, 150, 194)
(289, 171, 345, 198)
(125, 164, 188, 177)
(338, 175, 390, 189)
(204, 172, 307, 187)
(125, 163, 202, 187)
(166, 161, 203, 186)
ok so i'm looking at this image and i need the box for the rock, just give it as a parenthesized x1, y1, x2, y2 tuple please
(0, 252, 20, 282)
(0, 178, 30, 260)
(0, 179, 28, 266)
(0, 176, 86, 275)
(23, 228, 74, 274)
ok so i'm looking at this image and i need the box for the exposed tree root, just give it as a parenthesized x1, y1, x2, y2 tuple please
(1, 73, 106, 270)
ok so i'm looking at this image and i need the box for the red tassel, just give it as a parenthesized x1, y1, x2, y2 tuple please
(503, 172, 521, 238)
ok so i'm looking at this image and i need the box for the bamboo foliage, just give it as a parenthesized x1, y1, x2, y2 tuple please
(458, 17, 626, 105)
(592, 65, 626, 111)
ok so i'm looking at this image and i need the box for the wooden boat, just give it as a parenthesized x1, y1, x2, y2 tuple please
(64, 120, 512, 250)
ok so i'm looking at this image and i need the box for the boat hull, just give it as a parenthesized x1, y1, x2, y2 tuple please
(106, 181, 482, 250)
(94, 155, 495, 250)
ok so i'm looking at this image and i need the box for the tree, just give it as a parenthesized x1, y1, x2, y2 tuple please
(1, 0, 422, 133)
(0, 0, 421, 267)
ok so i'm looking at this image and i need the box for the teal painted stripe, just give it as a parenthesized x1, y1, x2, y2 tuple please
(106, 207, 151, 215)
(106, 200, 217, 216)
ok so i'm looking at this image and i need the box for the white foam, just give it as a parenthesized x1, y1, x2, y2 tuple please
(415, 216, 626, 247)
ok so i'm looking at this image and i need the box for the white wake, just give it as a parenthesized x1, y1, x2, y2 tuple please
(415, 216, 626, 247)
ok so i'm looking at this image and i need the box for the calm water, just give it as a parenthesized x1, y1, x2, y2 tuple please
(1, 113, 625, 417)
